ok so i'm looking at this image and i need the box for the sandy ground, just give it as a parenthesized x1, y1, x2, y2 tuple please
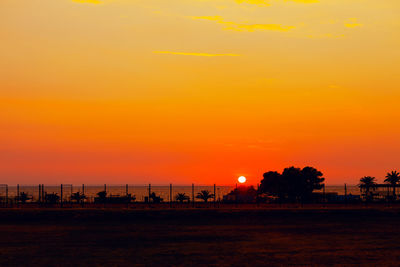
(1, 207, 400, 266)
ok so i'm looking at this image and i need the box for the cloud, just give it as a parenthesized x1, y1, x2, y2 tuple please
(72, 0, 101, 4)
(307, 33, 345, 39)
(153, 51, 240, 57)
(235, 0, 270, 6)
(345, 18, 363, 28)
(286, 0, 319, 3)
(190, 16, 295, 32)
(235, 0, 319, 5)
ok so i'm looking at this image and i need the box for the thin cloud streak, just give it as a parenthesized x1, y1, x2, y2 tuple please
(153, 51, 240, 57)
(72, 0, 101, 4)
(190, 16, 295, 32)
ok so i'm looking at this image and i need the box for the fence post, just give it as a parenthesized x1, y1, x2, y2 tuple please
(126, 184, 129, 209)
(257, 183, 260, 208)
(42, 184, 44, 204)
(82, 184, 85, 208)
(214, 184, 216, 208)
(148, 184, 151, 206)
(344, 183, 347, 204)
(60, 184, 63, 208)
(192, 183, 195, 208)
(17, 184, 20, 207)
(235, 183, 238, 208)
(5, 185, 8, 207)
(170, 183, 172, 208)
(104, 184, 107, 192)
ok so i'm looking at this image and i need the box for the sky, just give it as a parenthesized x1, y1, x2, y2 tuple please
(1, 0, 399, 185)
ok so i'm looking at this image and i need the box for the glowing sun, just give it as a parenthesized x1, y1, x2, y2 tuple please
(238, 176, 247, 184)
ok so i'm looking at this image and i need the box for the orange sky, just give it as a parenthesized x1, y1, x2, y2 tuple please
(1, 0, 400, 185)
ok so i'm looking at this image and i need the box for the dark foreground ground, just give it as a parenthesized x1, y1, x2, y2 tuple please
(1, 207, 400, 266)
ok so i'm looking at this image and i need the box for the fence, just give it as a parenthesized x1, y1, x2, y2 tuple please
(0, 184, 235, 208)
(1, 183, 386, 208)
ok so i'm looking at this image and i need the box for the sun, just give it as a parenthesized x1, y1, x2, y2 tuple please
(238, 176, 246, 184)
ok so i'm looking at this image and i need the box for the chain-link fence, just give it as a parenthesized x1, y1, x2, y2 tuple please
(0, 184, 236, 207)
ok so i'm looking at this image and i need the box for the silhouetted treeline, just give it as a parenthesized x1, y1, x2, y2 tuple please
(259, 166, 325, 202)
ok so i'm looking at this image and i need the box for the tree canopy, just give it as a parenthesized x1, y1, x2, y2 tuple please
(259, 166, 325, 201)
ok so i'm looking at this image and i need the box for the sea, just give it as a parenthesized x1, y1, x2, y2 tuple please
(0, 184, 360, 202)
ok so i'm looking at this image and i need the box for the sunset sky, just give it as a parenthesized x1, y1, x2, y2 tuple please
(1, 0, 399, 185)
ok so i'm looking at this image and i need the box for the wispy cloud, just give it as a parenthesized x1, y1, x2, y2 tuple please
(72, 0, 101, 4)
(190, 16, 295, 32)
(235, 0, 270, 6)
(287, 0, 319, 3)
(235, 0, 319, 5)
(345, 18, 363, 28)
(153, 51, 240, 57)
(307, 33, 345, 39)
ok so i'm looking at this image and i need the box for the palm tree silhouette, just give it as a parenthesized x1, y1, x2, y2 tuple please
(71, 192, 86, 203)
(359, 176, 377, 201)
(175, 193, 190, 203)
(384, 170, 400, 199)
(196, 190, 214, 203)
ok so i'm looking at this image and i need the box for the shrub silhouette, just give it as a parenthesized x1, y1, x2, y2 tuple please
(45, 193, 60, 204)
(71, 192, 86, 203)
(18, 192, 30, 204)
(95, 191, 107, 203)
(149, 192, 163, 203)
(196, 190, 214, 203)
(223, 186, 257, 203)
(126, 193, 136, 202)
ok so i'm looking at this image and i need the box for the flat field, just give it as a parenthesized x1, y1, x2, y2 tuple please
(1, 207, 400, 266)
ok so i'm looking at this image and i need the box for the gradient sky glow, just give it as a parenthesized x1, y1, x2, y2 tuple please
(1, 0, 400, 185)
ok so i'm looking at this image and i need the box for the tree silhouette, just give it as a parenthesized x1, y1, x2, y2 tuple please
(196, 190, 214, 203)
(175, 193, 190, 203)
(359, 176, 377, 201)
(149, 192, 163, 203)
(45, 193, 60, 204)
(19, 192, 30, 204)
(71, 192, 86, 203)
(126, 194, 136, 202)
(384, 170, 400, 199)
(259, 171, 282, 198)
(96, 191, 107, 203)
(224, 186, 257, 203)
(259, 166, 325, 202)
